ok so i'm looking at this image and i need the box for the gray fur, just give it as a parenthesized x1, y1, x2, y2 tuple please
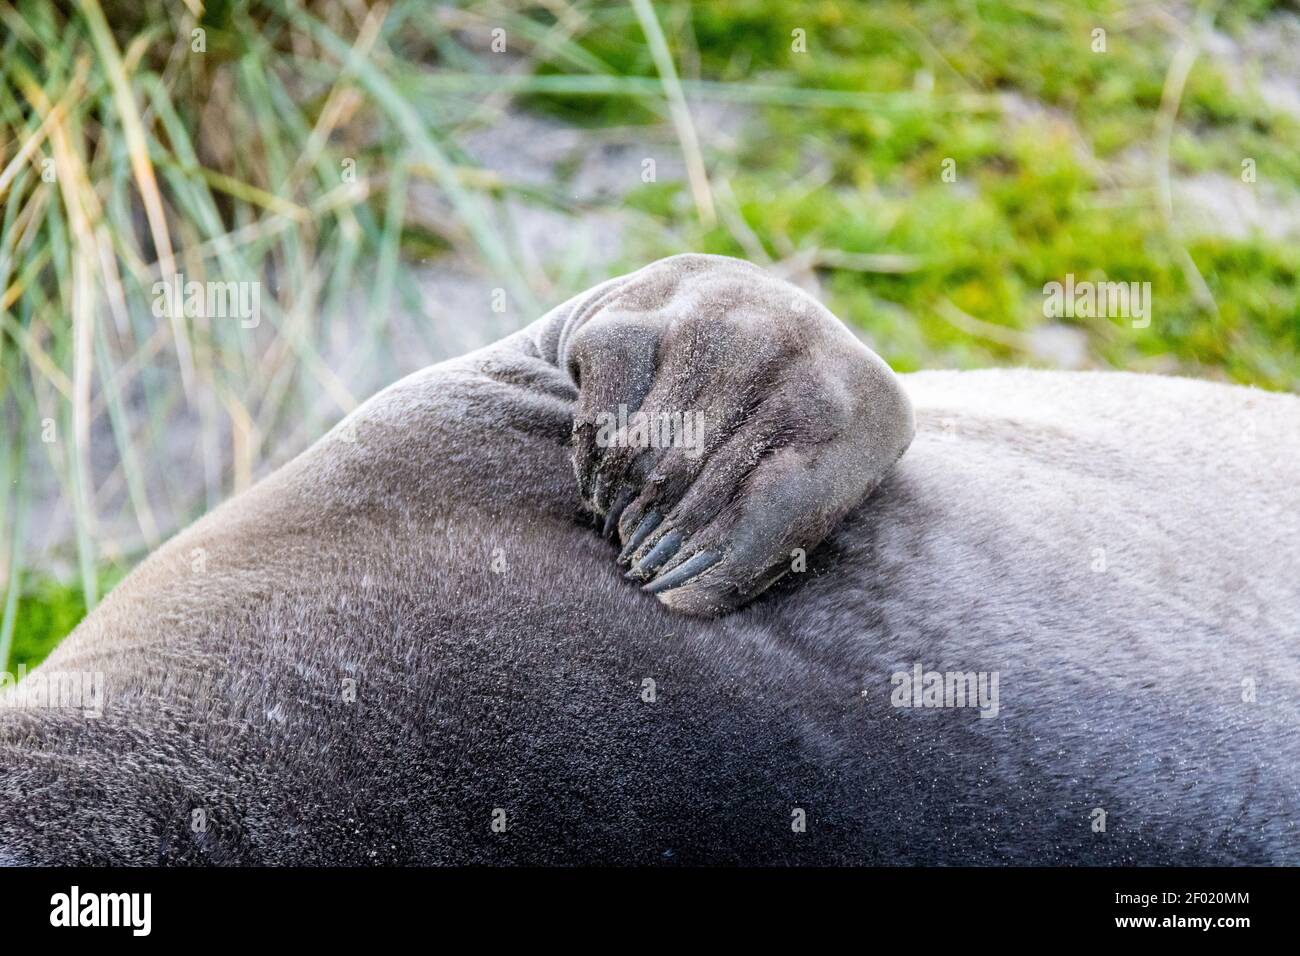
(1, 254, 1297, 865)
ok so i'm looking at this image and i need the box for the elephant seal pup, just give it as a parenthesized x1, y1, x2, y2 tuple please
(2, 254, 1298, 865)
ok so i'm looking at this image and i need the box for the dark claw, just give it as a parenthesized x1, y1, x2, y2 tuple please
(603, 486, 636, 539)
(642, 550, 721, 594)
(618, 512, 662, 563)
(592, 472, 613, 512)
(627, 528, 683, 580)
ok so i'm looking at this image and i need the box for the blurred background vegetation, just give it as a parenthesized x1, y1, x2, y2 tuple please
(2, 0, 1298, 671)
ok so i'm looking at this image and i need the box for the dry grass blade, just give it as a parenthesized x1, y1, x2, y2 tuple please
(629, 0, 715, 226)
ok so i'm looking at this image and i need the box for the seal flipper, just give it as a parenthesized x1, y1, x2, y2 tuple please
(557, 253, 915, 616)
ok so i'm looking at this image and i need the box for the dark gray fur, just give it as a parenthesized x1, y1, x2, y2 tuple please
(1, 254, 1297, 865)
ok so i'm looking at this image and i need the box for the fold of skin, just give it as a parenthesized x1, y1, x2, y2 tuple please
(1, 255, 1298, 865)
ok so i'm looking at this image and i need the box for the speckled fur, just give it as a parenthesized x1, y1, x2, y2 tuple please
(1, 255, 1297, 865)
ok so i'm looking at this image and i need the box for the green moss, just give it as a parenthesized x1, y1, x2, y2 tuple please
(535, 0, 1300, 392)
(5, 572, 126, 672)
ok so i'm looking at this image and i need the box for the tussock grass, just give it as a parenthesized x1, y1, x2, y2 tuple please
(1, 0, 559, 656)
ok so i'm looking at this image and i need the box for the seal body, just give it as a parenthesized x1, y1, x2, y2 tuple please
(1, 256, 1296, 864)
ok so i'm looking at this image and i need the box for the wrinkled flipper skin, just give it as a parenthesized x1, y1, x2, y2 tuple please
(555, 255, 914, 614)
